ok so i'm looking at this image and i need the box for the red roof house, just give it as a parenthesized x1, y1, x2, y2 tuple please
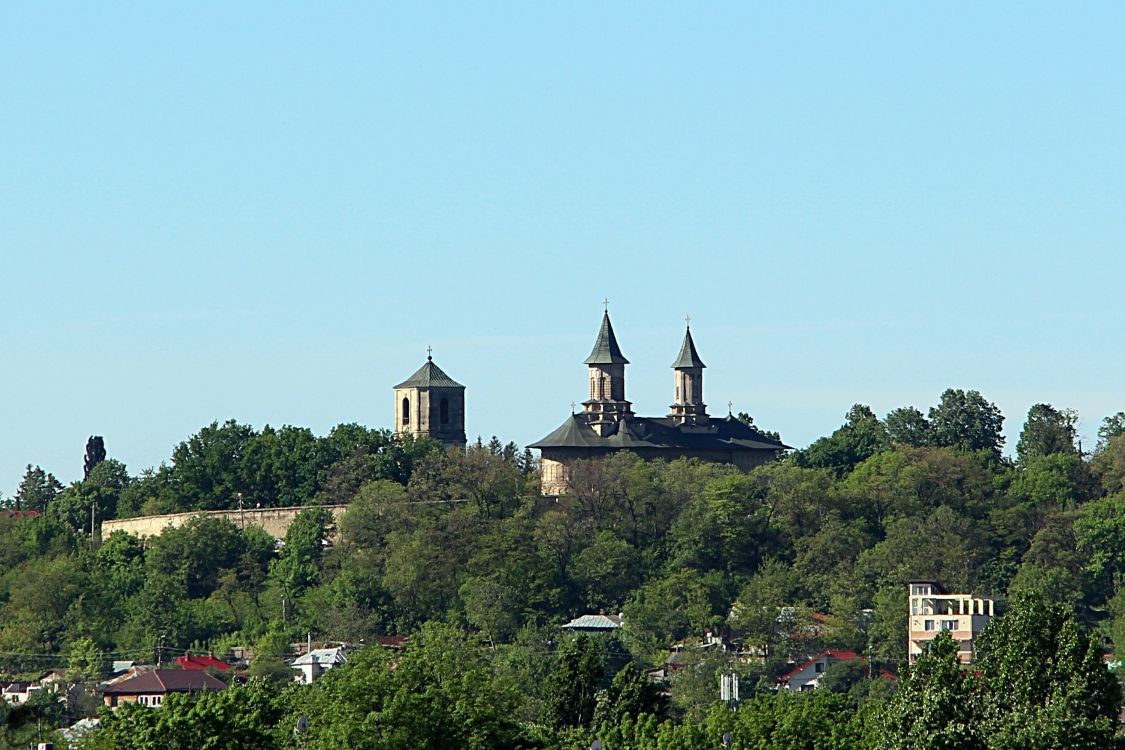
(174, 654, 232, 672)
(777, 650, 864, 692)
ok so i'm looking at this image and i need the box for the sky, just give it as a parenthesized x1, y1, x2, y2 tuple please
(2, 3, 1123, 491)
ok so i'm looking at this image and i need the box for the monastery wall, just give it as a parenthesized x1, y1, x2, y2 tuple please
(100, 504, 350, 539)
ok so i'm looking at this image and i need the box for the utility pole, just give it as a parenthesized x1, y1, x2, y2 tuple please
(90, 495, 96, 541)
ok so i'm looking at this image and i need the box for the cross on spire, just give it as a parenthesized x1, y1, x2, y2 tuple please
(426, 346, 432, 361)
(685, 314, 691, 327)
(602, 297, 609, 312)
(728, 400, 733, 416)
(570, 401, 576, 413)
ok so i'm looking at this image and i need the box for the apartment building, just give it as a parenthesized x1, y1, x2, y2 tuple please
(908, 580, 994, 664)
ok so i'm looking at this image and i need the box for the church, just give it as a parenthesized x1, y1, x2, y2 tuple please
(529, 311, 789, 495)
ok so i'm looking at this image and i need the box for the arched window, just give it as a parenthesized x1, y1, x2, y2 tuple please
(440, 397, 450, 424)
(402, 396, 411, 425)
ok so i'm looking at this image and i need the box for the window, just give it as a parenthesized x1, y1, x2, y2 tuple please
(814, 661, 825, 673)
(942, 619, 958, 631)
(402, 397, 410, 425)
(925, 620, 935, 631)
(440, 397, 450, 424)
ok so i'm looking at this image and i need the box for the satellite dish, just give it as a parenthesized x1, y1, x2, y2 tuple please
(591, 741, 603, 750)
(295, 716, 309, 734)
(722, 732, 733, 747)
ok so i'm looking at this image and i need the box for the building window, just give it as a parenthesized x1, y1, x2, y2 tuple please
(402, 397, 410, 425)
(925, 620, 935, 631)
(440, 398, 449, 424)
(942, 620, 958, 631)
(814, 661, 825, 673)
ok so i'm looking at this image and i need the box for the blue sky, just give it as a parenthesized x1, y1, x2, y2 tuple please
(2, 3, 1123, 490)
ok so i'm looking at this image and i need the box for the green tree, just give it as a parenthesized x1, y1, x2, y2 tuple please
(928, 388, 1005, 459)
(973, 593, 1120, 750)
(544, 633, 605, 730)
(796, 404, 889, 476)
(1096, 412, 1125, 451)
(884, 406, 932, 448)
(280, 623, 526, 750)
(13, 464, 62, 512)
(878, 631, 983, 750)
(270, 506, 332, 614)
(1016, 403, 1078, 464)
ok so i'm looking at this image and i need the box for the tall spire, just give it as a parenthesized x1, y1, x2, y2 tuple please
(584, 311, 629, 365)
(671, 325, 706, 369)
(669, 322, 708, 425)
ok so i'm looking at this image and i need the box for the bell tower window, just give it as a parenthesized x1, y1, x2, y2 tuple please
(402, 396, 411, 425)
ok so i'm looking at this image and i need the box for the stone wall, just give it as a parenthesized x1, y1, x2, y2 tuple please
(100, 504, 350, 539)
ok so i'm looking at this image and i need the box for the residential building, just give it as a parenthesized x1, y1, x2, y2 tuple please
(291, 646, 347, 684)
(174, 654, 232, 672)
(561, 613, 623, 632)
(101, 669, 226, 708)
(778, 650, 863, 692)
(908, 579, 994, 664)
(1, 681, 42, 704)
(531, 312, 789, 495)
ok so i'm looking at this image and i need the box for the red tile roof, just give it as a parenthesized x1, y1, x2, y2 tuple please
(175, 655, 232, 672)
(0, 510, 41, 520)
(101, 669, 226, 695)
(779, 650, 862, 680)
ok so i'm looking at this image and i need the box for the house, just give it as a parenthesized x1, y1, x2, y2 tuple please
(174, 654, 232, 672)
(0, 510, 41, 521)
(291, 647, 347, 684)
(1, 681, 43, 704)
(908, 580, 994, 664)
(561, 613, 623, 632)
(101, 669, 226, 708)
(375, 635, 409, 649)
(778, 651, 863, 692)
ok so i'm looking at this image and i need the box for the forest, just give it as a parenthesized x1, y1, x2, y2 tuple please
(2, 387, 1125, 748)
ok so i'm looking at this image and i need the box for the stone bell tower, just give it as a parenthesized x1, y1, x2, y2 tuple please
(581, 310, 633, 435)
(393, 350, 466, 449)
(668, 322, 708, 425)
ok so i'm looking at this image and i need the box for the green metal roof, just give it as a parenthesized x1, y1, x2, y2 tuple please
(584, 312, 629, 365)
(393, 357, 464, 389)
(671, 327, 706, 369)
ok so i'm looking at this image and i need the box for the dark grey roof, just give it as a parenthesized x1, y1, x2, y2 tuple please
(529, 414, 789, 452)
(671, 327, 706, 369)
(584, 313, 629, 365)
(393, 357, 464, 389)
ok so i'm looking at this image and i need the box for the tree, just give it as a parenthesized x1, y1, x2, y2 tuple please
(544, 633, 605, 729)
(168, 420, 256, 510)
(1016, 404, 1077, 464)
(796, 404, 889, 476)
(884, 406, 932, 448)
(13, 464, 62, 512)
(270, 506, 332, 611)
(280, 623, 526, 750)
(928, 388, 1005, 459)
(973, 593, 1120, 749)
(877, 631, 984, 750)
(1096, 412, 1125, 451)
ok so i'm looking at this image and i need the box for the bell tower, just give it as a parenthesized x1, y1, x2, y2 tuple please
(669, 321, 708, 425)
(393, 350, 466, 449)
(581, 308, 632, 435)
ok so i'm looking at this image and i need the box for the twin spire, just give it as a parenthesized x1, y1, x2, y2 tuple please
(581, 310, 709, 427)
